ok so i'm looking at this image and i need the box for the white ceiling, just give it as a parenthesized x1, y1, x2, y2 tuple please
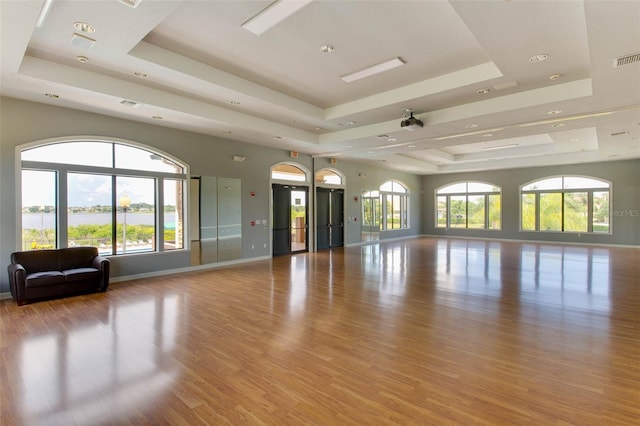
(1, 0, 639, 174)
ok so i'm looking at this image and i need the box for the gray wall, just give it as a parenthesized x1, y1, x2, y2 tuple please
(0, 97, 421, 293)
(421, 160, 640, 246)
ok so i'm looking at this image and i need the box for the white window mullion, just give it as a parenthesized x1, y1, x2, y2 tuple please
(58, 171, 68, 248)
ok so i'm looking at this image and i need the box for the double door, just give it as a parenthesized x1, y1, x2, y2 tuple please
(316, 188, 344, 250)
(272, 184, 308, 256)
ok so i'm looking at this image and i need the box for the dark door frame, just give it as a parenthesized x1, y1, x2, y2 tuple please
(272, 184, 309, 256)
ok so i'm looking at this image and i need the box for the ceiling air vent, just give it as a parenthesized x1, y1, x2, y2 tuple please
(613, 52, 640, 68)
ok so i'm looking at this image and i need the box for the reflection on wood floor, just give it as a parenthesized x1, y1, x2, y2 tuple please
(1, 237, 639, 424)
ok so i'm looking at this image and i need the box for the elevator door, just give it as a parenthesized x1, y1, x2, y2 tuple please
(316, 188, 344, 250)
(272, 184, 308, 256)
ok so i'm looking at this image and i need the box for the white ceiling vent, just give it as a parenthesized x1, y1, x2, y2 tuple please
(613, 52, 640, 68)
(69, 33, 95, 49)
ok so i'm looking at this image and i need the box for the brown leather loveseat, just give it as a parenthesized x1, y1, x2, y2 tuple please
(8, 247, 110, 306)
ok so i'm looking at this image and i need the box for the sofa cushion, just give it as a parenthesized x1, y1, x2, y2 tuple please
(25, 271, 65, 288)
(11, 250, 61, 274)
(63, 268, 101, 283)
(58, 247, 99, 271)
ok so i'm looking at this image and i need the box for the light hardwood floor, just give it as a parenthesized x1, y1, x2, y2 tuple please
(1, 237, 639, 425)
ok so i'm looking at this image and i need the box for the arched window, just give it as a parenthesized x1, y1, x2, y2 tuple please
(315, 168, 343, 186)
(380, 180, 409, 230)
(436, 182, 501, 230)
(520, 176, 610, 233)
(20, 139, 187, 254)
(271, 163, 307, 182)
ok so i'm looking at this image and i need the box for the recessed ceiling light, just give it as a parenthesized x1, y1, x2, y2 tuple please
(120, 99, 139, 107)
(482, 144, 518, 151)
(552, 123, 565, 128)
(35, 0, 54, 27)
(483, 133, 493, 137)
(547, 110, 562, 115)
(241, 0, 313, 35)
(315, 127, 322, 131)
(408, 145, 416, 148)
(570, 138, 580, 142)
(73, 22, 95, 33)
(529, 54, 549, 63)
(119, 0, 143, 8)
(77, 56, 89, 63)
(134, 72, 148, 78)
(320, 44, 335, 53)
(44, 93, 59, 99)
(549, 74, 562, 80)
(388, 138, 397, 142)
(341, 57, 405, 83)
(345, 121, 356, 125)
(466, 123, 478, 128)
(477, 88, 490, 94)
(152, 116, 163, 120)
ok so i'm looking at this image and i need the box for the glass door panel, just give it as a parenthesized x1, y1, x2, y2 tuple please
(290, 189, 307, 252)
(316, 188, 330, 250)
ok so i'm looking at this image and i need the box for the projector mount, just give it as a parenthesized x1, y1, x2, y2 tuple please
(400, 110, 423, 131)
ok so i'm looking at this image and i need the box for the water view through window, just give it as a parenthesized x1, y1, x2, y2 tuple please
(21, 140, 187, 254)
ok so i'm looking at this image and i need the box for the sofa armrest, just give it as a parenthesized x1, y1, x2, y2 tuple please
(92, 255, 110, 292)
(7, 263, 27, 305)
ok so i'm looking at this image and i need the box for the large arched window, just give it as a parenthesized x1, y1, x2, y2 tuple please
(380, 180, 409, 230)
(20, 139, 187, 255)
(436, 182, 501, 230)
(520, 176, 610, 233)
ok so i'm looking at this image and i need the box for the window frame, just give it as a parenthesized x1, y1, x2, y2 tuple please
(435, 181, 502, 230)
(19, 138, 188, 255)
(270, 162, 309, 183)
(315, 167, 345, 187)
(379, 180, 409, 231)
(519, 175, 611, 234)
